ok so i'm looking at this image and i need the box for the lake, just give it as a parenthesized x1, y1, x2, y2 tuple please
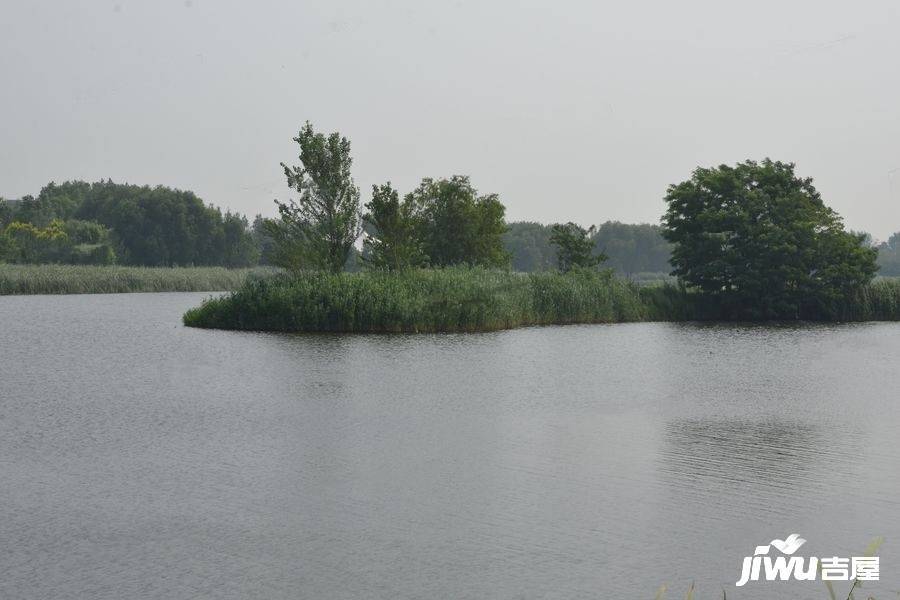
(2, 292, 899, 599)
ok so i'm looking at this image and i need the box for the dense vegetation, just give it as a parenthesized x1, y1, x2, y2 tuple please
(180, 122, 900, 330)
(183, 268, 654, 332)
(504, 220, 900, 279)
(259, 122, 510, 273)
(503, 221, 672, 276)
(0, 264, 275, 295)
(876, 232, 900, 276)
(0, 181, 258, 267)
(662, 160, 878, 320)
(184, 268, 900, 332)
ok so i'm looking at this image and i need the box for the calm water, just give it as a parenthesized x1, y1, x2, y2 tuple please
(2, 293, 900, 599)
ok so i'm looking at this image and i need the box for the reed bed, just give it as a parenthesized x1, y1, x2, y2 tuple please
(0, 264, 278, 295)
(184, 270, 900, 332)
(836, 277, 900, 321)
(183, 267, 653, 332)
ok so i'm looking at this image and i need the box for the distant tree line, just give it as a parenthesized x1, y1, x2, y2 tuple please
(503, 221, 673, 275)
(504, 219, 900, 278)
(3, 127, 898, 289)
(0, 181, 258, 267)
(875, 232, 900, 276)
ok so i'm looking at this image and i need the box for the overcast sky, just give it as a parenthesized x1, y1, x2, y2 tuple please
(2, 0, 899, 238)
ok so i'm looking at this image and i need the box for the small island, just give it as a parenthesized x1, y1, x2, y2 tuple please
(183, 124, 900, 332)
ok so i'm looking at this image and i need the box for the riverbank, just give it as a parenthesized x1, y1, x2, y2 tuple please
(0, 264, 279, 295)
(182, 268, 900, 332)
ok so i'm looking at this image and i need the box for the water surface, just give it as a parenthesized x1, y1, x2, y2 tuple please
(2, 293, 899, 599)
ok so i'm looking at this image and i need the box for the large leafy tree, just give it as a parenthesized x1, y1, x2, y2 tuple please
(272, 122, 362, 273)
(363, 182, 426, 271)
(550, 222, 606, 272)
(406, 176, 508, 267)
(662, 159, 878, 319)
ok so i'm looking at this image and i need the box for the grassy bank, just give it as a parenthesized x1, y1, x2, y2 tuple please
(184, 268, 657, 332)
(0, 264, 279, 295)
(638, 277, 900, 322)
(183, 269, 900, 332)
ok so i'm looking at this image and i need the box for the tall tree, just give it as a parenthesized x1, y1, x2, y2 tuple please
(406, 176, 508, 267)
(550, 222, 606, 272)
(363, 182, 426, 271)
(662, 159, 878, 319)
(272, 122, 362, 273)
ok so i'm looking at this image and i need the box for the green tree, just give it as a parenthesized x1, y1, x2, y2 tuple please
(272, 122, 362, 273)
(877, 231, 900, 276)
(406, 176, 508, 267)
(3, 220, 70, 263)
(592, 221, 672, 274)
(221, 212, 260, 267)
(550, 222, 606, 272)
(503, 221, 556, 271)
(363, 182, 426, 271)
(662, 159, 878, 319)
(251, 215, 277, 266)
(0, 198, 12, 228)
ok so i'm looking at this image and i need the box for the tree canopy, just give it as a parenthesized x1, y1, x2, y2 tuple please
(362, 182, 426, 271)
(503, 221, 672, 274)
(662, 159, 878, 319)
(0, 181, 258, 267)
(876, 232, 900, 276)
(550, 222, 606, 272)
(405, 176, 508, 268)
(269, 122, 362, 273)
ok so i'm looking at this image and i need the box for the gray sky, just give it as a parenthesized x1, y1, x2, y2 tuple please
(2, 0, 899, 239)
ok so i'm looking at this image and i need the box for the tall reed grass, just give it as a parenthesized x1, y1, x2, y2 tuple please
(183, 269, 900, 332)
(183, 267, 653, 332)
(0, 264, 278, 295)
(835, 277, 900, 321)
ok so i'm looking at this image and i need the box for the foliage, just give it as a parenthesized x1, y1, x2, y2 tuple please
(220, 212, 260, 267)
(593, 221, 672, 274)
(0, 264, 278, 295)
(0, 198, 13, 227)
(504, 221, 673, 274)
(363, 182, 426, 271)
(550, 222, 606, 272)
(876, 231, 900, 276)
(12, 184, 85, 226)
(662, 159, 878, 319)
(2, 220, 72, 263)
(503, 221, 557, 271)
(187, 270, 900, 333)
(251, 215, 277, 265)
(272, 122, 362, 273)
(183, 267, 651, 332)
(7, 180, 258, 267)
(406, 176, 509, 268)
